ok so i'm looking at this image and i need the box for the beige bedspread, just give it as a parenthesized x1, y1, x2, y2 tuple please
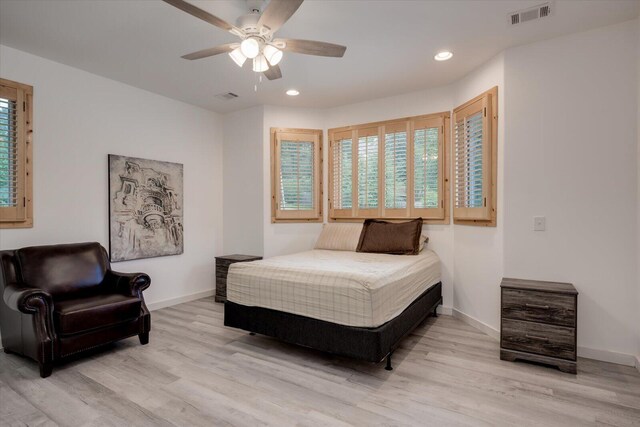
(226, 249, 441, 328)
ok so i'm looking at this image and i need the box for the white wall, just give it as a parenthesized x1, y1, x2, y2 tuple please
(0, 45, 223, 312)
(637, 17, 640, 368)
(223, 106, 264, 256)
(503, 20, 639, 361)
(452, 54, 505, 334)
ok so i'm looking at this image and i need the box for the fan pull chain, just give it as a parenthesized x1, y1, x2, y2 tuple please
(254, 74, 263, 92)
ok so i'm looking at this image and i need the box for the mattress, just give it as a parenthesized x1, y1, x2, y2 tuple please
(226, 249, 441, 328)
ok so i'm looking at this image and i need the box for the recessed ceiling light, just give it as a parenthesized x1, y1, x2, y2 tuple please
(286, 89, 300, 96)
(434, 51, 453, 61)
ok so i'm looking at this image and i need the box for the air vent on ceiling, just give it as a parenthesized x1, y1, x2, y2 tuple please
(216, 92, 239, 100)
(508, 3, 552, 26)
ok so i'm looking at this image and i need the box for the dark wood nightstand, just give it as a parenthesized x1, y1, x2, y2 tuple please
(500, 278, 578, 374)
(215, 254, 262, 303)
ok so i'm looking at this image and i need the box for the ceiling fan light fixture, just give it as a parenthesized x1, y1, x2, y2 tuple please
(434, 51, 453, 61)
(229, 47, 247, 67)
(240, 38, 260, 59)
(263, 45, 283, 66)
(252, 54, 269, 72)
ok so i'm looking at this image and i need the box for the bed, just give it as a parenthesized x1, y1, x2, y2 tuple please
(223, 247, 442, 370)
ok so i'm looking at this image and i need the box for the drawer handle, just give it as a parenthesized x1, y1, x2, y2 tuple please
(525, 334, 549, 342)
(525, 303, 550, 310)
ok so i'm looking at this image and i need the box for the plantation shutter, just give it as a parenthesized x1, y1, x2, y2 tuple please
(411, 116, 444, 219)
(330, 130, 354, 218)
(453, 94, 492, 220)
(383, 122, 409, 217)
(0, 83, 26, 222)
(356, 127, 380, 217)
(274, 130, 321, 220)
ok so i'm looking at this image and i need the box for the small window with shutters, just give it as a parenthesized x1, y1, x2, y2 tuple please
(271, 128, 322, 222)
(453, 87, 497, 226)
(0, 78, 33, 229)
(328, 112, 449, 223)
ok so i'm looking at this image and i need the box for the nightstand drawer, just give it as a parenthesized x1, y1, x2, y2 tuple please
(502, 319, 576, 360)
(502, 289, 576, 327)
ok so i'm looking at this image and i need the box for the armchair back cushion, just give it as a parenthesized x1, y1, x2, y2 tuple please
(16, 243, 108, 299)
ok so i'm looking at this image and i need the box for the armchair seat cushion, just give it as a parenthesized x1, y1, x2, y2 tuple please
(54, 294, 142, 335)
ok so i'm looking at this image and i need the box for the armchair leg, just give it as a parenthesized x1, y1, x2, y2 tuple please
(39, 362, 52, 378)
(139, 332, 149, 345)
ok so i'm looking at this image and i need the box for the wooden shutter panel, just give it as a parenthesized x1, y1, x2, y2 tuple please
(411, 116, 445, 219)
(0, 82, 26, 222)
(355, 126, 380, 218)
(453, 93, 492, 221)
(329, 130, 354, 218)
(382, 121, 409, 218)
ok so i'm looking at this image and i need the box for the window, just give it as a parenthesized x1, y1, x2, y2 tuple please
(452, 87, 497, 226)
(0, 78, 33, 229)
(329, 112, 449, 223)
(271, 128, 322, 222)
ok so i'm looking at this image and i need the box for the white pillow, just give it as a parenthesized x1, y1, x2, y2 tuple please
(314, 223, 363, 251)
(419, 234, 429, 252)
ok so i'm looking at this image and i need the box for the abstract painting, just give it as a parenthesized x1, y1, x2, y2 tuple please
(109, 154, 183, 262)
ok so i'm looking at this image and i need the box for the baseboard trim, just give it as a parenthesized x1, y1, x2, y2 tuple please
(437, 305, 453, 316)
(574, 346, 638, 367)
(147, 289, 215, 311)
(452, 308, 500, 341)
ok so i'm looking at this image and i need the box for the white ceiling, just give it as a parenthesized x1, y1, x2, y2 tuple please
(1, 0, 638, 113)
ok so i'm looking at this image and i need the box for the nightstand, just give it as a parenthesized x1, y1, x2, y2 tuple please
(215, 254, 262, 303)
(500, 278, 578, 374)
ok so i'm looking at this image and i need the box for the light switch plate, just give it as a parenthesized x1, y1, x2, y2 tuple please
(534, 216, 546, 231)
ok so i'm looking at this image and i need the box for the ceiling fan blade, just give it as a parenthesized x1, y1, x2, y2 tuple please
(181, 43, 236, 60)
(264, 64, 283, 80)
(257, 0, 304, 33)
(279, 39, 346, 57)
(163, 0, 237, 32)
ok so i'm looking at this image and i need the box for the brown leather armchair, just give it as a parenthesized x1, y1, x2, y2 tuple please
(0, 242, 151, 377)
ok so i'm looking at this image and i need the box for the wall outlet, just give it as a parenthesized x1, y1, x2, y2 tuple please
(533, 216, 546, 231)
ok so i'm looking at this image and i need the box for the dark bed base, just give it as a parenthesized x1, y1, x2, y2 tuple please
(224, 282, 442, 370)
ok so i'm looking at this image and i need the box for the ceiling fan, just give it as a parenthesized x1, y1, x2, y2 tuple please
(163, 0, 347, 81)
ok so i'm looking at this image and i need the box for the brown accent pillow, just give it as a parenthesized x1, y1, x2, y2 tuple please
(356, 218, 423, 255)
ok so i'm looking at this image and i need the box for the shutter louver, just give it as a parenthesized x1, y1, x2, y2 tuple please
(455, 111, 484, 209)
(358, 134, 378, 210)
(279, 140, 314, 211)
(0, 97, 18, 208)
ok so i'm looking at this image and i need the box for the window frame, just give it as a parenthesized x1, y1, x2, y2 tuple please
(0, 78, 33, 229)
(328, 112, 450, 224)
(270, 127, 323, 223)
(452, 86, 498, 227)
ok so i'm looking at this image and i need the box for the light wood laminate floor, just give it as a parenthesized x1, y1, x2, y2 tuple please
(1, 297, 639, 427)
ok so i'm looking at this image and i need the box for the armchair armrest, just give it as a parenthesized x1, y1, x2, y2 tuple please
(3, 282, 53, 314)
(105, 270, 151, 298)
